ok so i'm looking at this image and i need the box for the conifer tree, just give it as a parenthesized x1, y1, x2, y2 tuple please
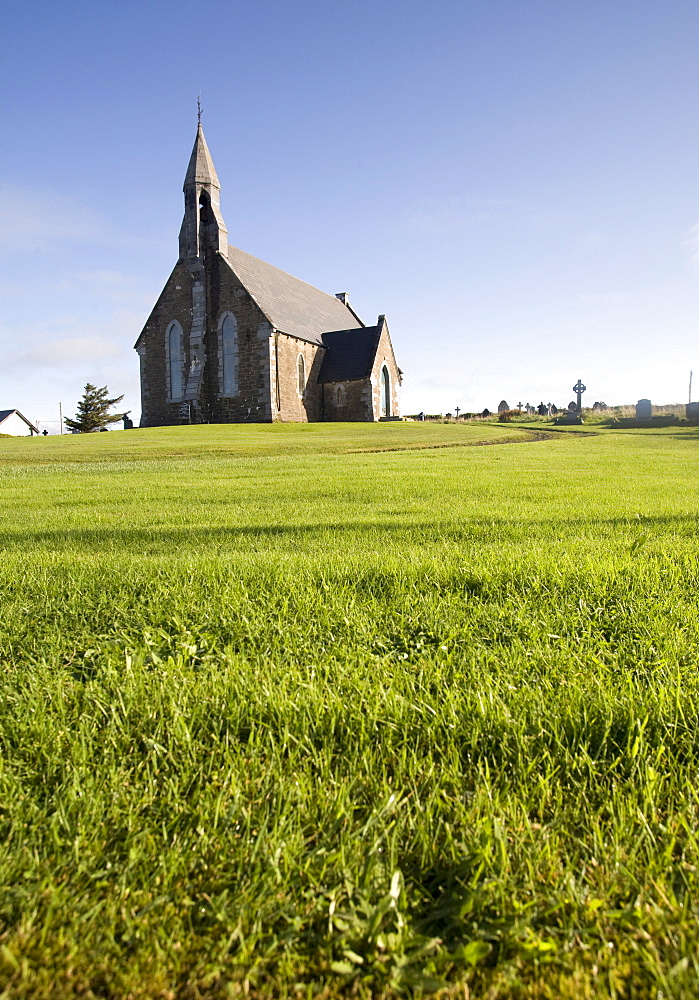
(64, 384, 125, 433)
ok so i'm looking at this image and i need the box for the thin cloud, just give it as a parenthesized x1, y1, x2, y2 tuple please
(78, 269, 140, 287)
(0, 185, 103, 256)
(0, 307, 143, 373)
(0, 271, 156, 321)
(21, 336, 122, 366)
(686, 222, 699, 272)
(78, 271, 157, 309)
(29, 270, 156, 307)
(578, 291, 629, 305)
(405, 196, 556, 234)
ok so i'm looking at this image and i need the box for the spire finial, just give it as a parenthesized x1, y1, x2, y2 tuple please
(197, 94, 202, 126)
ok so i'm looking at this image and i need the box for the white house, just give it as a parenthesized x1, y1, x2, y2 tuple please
(0, 410, 39, 436)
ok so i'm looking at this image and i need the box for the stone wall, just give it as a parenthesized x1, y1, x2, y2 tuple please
(138, 252, 275, 426)
(137, 262, 195, 426)
(322, 378, 374, 421)
(273, 333, 324, 422)
(321, 320, 401, 422)
(369, 320, 401, 419)
(205, 253, 273, 423)
(137, 254, 402, 426)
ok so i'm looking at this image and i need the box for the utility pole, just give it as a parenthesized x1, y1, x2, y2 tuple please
(59, 402, 63, 434)
(689, 371, 693, 405)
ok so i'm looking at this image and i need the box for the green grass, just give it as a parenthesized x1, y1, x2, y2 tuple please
(0, 420, 520, 464)
(1, 422, 699, 998)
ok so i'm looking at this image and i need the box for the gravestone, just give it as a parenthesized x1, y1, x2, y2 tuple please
(687, 402, 699, 419)
(636, 399, 651, 420)
(555, 399, 583, 425)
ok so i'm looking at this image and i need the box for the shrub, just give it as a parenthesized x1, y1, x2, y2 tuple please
(498, 409, 521, 422)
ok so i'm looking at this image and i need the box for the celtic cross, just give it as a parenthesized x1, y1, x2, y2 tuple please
(573, 379, 586, 412)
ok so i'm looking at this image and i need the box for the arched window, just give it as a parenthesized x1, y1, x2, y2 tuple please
(220, 313, 238, 396)
(297, 354, 306, 396)
(336, 385, 345, 406)
(167, 321, 184, 401)
(381, 366, 390, 417)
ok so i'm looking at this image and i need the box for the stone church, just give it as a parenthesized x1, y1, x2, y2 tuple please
(135, 124, 402, 425)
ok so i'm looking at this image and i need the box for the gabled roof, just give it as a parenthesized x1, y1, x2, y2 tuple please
(0, 409, 39, 433)
(317, 326, 381, 383)
(226, 245, 363, 346)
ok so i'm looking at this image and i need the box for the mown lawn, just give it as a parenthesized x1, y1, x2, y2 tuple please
(1, 422, 698, 998)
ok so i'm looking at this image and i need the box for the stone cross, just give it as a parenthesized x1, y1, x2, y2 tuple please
(573, 379, 586, 412)
(455, 406, 461, 419)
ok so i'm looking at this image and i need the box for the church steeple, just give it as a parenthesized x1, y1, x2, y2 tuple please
(178, 122, 228, 260)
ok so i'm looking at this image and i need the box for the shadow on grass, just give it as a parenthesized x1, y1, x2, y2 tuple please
(2, 511, 699, 551)
(608, 428, 699, 439)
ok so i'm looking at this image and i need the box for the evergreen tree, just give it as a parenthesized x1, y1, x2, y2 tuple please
(64, 384, 125, 433)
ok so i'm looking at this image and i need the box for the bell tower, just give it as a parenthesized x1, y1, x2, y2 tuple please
(176, 113, 229, 412)
(178, 120, 228, 261)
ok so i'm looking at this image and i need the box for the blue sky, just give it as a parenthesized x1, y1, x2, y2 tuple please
(2, 0, 699, 429)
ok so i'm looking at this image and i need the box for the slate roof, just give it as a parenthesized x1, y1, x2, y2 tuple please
(0, 409, 39, 433)
(226, 245, 362, 346)
(317, 326, 380, 383)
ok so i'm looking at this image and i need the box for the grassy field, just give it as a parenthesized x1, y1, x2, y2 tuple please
(1, 421, 699, 999)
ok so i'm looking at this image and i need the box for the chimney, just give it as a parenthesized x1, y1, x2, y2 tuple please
(335, 292, 349, 305)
